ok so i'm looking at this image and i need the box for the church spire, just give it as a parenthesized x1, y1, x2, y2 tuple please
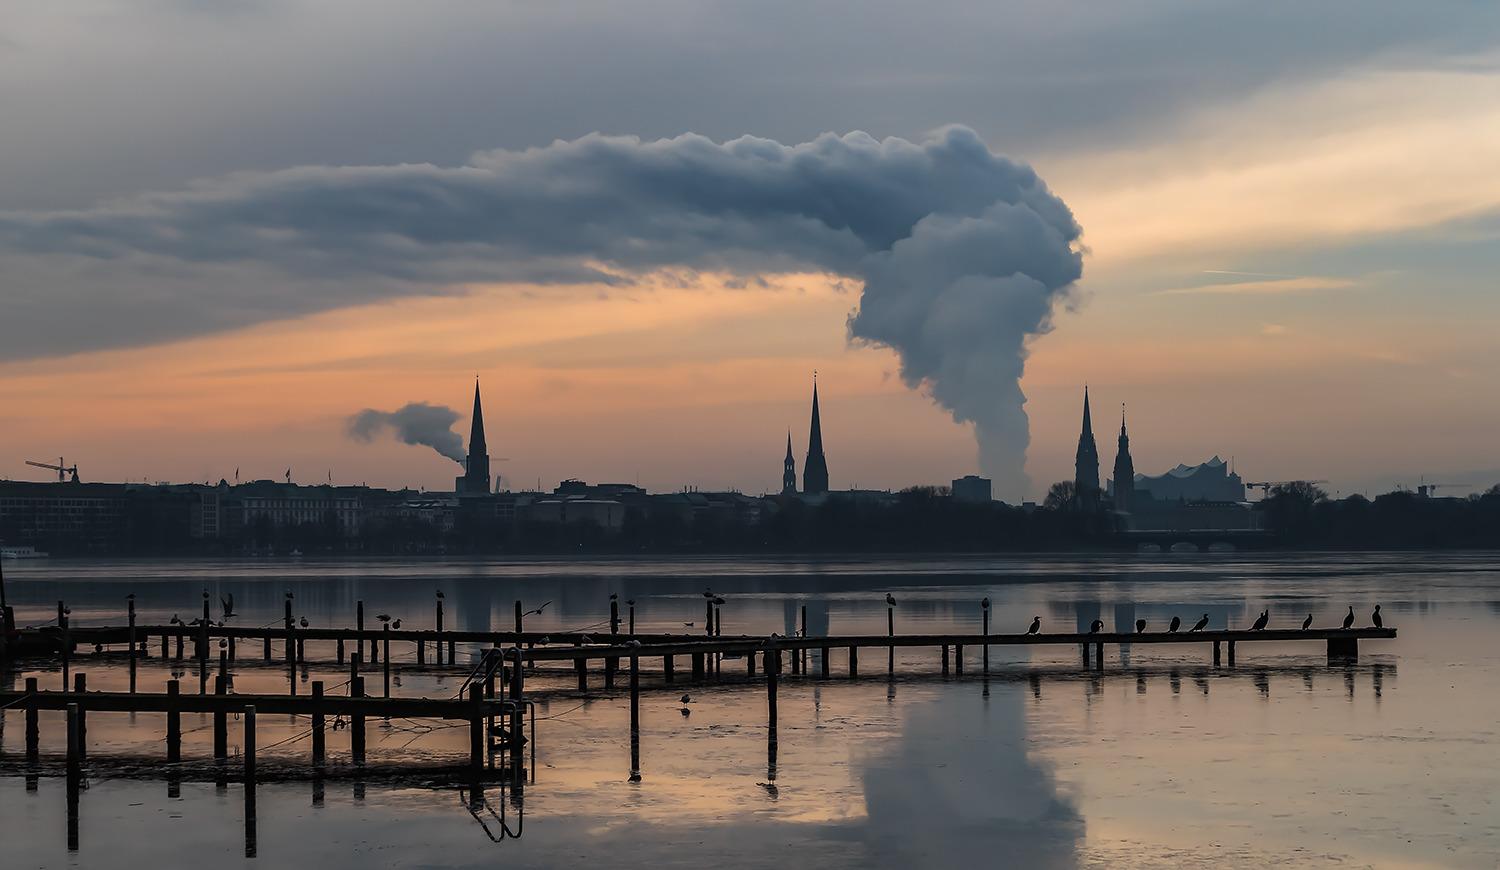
(462, 378, 491, 494)
(1112, 403, 1134, 512)
(782, 431, 797, 495)
(1073, 386, 1100, 510)
(803, 378, 829, 495)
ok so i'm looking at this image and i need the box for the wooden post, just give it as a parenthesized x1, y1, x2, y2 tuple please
(161, 631, 168, 660)
(59, 601, 70, 690)
(357, 600, 365, 660)
(820, 646, 830, 677)
(887, 607, 894, 677)
(166, 680, 181, 763)
(663, 654, 674, 683)
(766, 647, 779, 726)
(176, 626, 184, 661)
(1095, 642, 1105, 671)
(748, 650, 757, 675)
(25, 677, 40, 757)
(604, 652, 616, 690)
(73, 673, 86, 756)
(576, 647, 588, 691)
(800, 605, 808, 673)
(262, 635, 271, 660)
(337, 637, 345, 664)
(1213, 640, 1221, 666)
(244, 706, 256, 781)
(66, 702, 82, 780)
(791, 638, 800, 675)
(515, 599, 524, 634)
(849, 645, 858, 678)
(1228, 640, 1236, 667)
(982, 605, 990, 674)
(435, 598, 444, 666)
(942, 644, 950, 675)
(628, 600, 636, 635)
(382, 624, 391, 699)
(629, 653, 640, 730)
(416, 635, 425, 665)
(610, 599, 619, 636)
(691, 652, 705, 681)
(311, 681, 325, 767)
(468, 683, 484, 773)
(350, 651, 361, 683)
(1327, 636, 1359, 663)
(283, 599, 294, 666)
(350, 676, 365, 764)
(214, 675, 228, 758)
(956, 644, 964, 675)
(128, 598, 138, 694)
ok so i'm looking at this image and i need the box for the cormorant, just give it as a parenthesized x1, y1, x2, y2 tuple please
(1342, 606, 1354, 630)
(1251, 610, 1269, 631)
(1089, 619, 1104, 634)
(1168, 616, 1181, 633)
(886, 593, 897, 607)
(1301, 613, 1313, 630)
(1027, 616, 1041, 635)
(1190, 614, 1210, 632)
(1371, 605, 1382, 628)
(1135, 618, 1146, 633)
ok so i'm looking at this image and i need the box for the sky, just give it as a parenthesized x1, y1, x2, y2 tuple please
(3, 1, 1500, 503)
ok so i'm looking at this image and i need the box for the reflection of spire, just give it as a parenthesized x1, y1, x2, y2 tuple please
(803, 379, 829, 494)
(1073, 386, 1099, 510)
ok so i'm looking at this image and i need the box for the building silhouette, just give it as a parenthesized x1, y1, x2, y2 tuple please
(803, 381, 830, 495)
(456, 380, 491, 495)
(1073, 387, 1100, 510)
(1112, 407, 1135, 512)
(782, 432, 798, 495)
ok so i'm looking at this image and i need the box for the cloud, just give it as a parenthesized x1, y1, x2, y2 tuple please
(1151, 276, 1355, 296)
(0, 126, 1083, 495)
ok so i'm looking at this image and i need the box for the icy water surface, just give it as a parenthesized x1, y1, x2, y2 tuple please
(1, 552, 1496, 868)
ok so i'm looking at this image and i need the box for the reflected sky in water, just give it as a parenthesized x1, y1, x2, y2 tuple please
(1, 552, 1497, 867)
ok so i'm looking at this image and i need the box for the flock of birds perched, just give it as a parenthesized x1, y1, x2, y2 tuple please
(1018, 604, 1383, 635)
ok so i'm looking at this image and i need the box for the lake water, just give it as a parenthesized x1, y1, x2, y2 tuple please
(1, 552, 1497, 868)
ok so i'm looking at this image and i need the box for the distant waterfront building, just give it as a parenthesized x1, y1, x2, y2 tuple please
(1111, 408, 1135, 512)
(803, 381, 830, 495)
(1134, 457, 1245, 503)
(951, 475, 992, 504)
(782, 432, 798, 495)
(1073, 387, 1100, 511)
(455, 380, 491, 495)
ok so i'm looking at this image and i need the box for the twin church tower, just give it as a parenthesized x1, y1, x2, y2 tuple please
(1074, 386, 1134, 511)
(782, 380, 829, 496)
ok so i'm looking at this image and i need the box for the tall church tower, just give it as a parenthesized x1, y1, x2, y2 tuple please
(781, 432, 798, 495)
(1112, 406, 1135, 512)
(1073, 387, 1100, 511)
(803, 380, 830, 495)
(462, 379, 491, 494)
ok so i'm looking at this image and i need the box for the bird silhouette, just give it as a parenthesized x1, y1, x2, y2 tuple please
(609, 593, 618, 601)
(220, 593, 236, 619)
(522, 601, 553, 617)
(626, 639, 642, 649)
(538, 636, 550, 645)
(1371, 605, 1382, 629)
(1301, 613, 1313, 630)
(285, 590, 293, 599)
(1168, 616, 1181, 633)
(579, 635, 594, 644)
(626, 599, 635, 606)
(1342, 606, 1355, 630)
(703, 588, 714, 599)
(376, 613, 391, 623)
(1190, 614, 1210, 632)
(218, 638, 228, 649)
(1089, 619, 1104, 634)
(683, 622, 694, 627)
(680, 693, 691, 704)
(126, 592, 135, 600)
(981, 597, 990, 609)
(1027, 616, 1041, 635)
(169, 614, 181, 625)
(886, 593, 897, 607)
(1251, 610, 1269, 631)
(392, 618, 402, 629)
(712, 596, 725, 606)
(1135, 618, 1146, 633)
(435, 589, 444, 599)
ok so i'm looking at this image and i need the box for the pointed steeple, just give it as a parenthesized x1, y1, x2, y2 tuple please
(1073, 386, 1100, 510)
(803, 378, 829, 495)
(463, 378, 491, 494)
(782, 431, 798, 495)
(1112, 404, 1134, 512)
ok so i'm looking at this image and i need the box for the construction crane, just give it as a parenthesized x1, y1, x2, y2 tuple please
(25, 457, 79, 483)
(1244, 480, 1328, 498)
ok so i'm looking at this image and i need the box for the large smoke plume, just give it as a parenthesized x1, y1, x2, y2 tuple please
(2, 126, 1082, 494)
(346, 402, 466, 464)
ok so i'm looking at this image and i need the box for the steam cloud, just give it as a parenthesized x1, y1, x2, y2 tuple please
(347, 402, 467, 465)
(2, 126, 1083, 494)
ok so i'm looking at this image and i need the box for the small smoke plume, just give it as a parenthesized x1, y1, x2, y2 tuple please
(3, 126, 1083, 496)
(347, 402, 466, 465)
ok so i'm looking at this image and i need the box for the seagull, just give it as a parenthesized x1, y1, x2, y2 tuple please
(285, 590, 293, 599)
(579, 635, 594, 644)
(538, 636, 550, 645)
(1371, 605, 1382, 629)
(126, 592, 135, 601)
(220, 593, 236, 619)
(1135, 619, 1146, 633)
(886, 593, 897, 607)
(981, 597, 990, 609)
(376, 613, 391, 623)
(299, 616, 309, 628)
(626, 639, 642, 649)
(680, 693, 691, 704)
(169, 614, 181, 625)
(626, 599, 635, 606)
(712, 596, 725, 606)
(1190, 614, 1210, 632)
(1251, 610, 1269, 631)
(1168, 616, 1181, 633)
(1342, 606, 1355, 630)
(218, 638, 228, 649)
(392, 619, 401, 629)
(610, 593, 618, 601)
(703, 588, 714, 599)
(1089, 619, 1104, 634)
(1027, 616, 1041, 635)
(435, 590, 445, 599)
(522, 601, 553, 617)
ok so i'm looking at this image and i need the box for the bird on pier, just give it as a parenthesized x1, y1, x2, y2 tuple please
(435, 589, 444, 599)
(1027, 616, 1041, 635)
(712, 596, 725, 606)
(376, 613, 391, 623)
(1302, 613, 1313, 630)
(169, 614, 181, 625)
(539, 636, 550, 645)
(1190, 614, 1210, 632)
(703, 588, 714, 599)
(1089, 619, 1104, 634)
(1136, 619, 1146, 633)
(680, 693, 691, 704)
(392, 619, 402, 629)
(683, 622, 694, 627)
(579, 635, 594, 644)
(220, 593, 236, 619)
(299, 616, 309, 628)
(626, 639, 642, 649)
(1168, 616, 1181, 633)
(886, 593, 897, 607)
(219, 639, 228, 650)
(1342, 606, 1355, 630)
(1251, 610, 1269, 631)
(610, 593, 618, 601)
(1371, 605, 1382, 629)
(626, 599, 635, 607)
(285, 590, 293, 600)
(981, 597, 990, 609)
(126, 592, 135, 601)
